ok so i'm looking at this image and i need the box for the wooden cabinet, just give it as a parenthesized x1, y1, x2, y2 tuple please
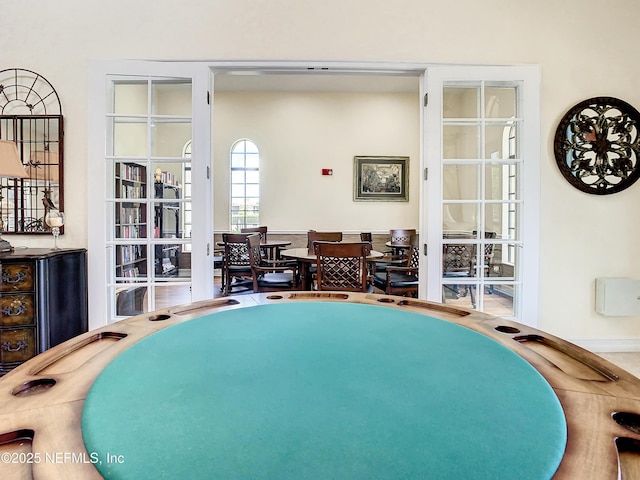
(0, 248, 88, 374)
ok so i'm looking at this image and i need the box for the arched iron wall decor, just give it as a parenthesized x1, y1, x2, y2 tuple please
(0, 68, 63, 234)
(554, 96, 640, 195)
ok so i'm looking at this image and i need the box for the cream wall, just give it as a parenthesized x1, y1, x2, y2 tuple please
(3, 0, 640, 347)
(213, 91, 419, 232)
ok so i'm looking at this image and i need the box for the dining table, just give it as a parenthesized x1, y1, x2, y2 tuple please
(217, 239, 291, 261)
(281, 247, 383, 290)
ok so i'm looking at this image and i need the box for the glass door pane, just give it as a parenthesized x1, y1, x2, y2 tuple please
(440, 82, 522, 318)
(107, 77, 193, 321)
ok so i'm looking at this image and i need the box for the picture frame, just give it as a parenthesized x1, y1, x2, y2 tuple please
(353, 156, 409, 202)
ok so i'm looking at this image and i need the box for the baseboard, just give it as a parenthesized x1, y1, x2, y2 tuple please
(568, 337, 640, 353)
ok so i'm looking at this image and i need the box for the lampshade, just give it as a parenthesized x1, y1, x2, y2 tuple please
(0, 141, 28, 178)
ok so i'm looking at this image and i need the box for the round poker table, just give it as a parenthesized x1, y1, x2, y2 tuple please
(0, 293, 639, 479)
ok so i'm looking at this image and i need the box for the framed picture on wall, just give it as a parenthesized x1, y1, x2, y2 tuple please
(353, 156, 409, 202)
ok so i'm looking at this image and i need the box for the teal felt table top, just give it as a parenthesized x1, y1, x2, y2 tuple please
(82, 302, 566, 479)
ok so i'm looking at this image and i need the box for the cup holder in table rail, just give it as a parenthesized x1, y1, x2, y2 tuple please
(288, 293, 350, 300)
(615, 436, 640, 478)
(613, 412, 640, 435)
(495, 325, 522, 334)
(0, 429, 34, 446)
(148, 314, 172, 322)
(514, 334, 619, 382)
(168, 298, 240, 316)
(27, 331, 129, 377)
(266, 295, 284, 300)
(376, 297, 396, 304)
(12, 378, 57, 397)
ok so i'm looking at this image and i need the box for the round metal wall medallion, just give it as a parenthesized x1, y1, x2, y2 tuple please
(554, 96, 640, 194)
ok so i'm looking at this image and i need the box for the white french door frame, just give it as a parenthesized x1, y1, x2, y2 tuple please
(88, 60, 213, 329)
(421, 66, 541, 327)
(88, 60, 540, 329)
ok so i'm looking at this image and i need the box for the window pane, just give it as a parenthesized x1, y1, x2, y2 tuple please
(231, 171, 245, 183)
(485, 203, 519, 240)
(152, 121, 192, 157)
(115, 244, 148, 281)
(231, 154, 245, 168)
(246, 170, 260, 183)
(485, 123, 518, 159)
(245, 154, 259, 169)
(442, 283, 477, 310)
(443, 164, 479, 200)
(114, 201, 147, 240)
(113, 120, 148, 157)
(154, 284, 191, 310)
(483, 284, 516, 317)
(485, 87, 517, 119)
(231, 184, 246, 197)
(245, 184, 259, 197)
(442, 203, 479, 235)
(153, 244, 182, 278)
(114, 82, 148, 115)
(487, 243, 518, 280)
(485, 163, 519, 201)
(151, 81, 192, 116)
(231, 198, 246, 209)
(244, 141, 259, 154)
(114, 285, 148, 316)
(443, 86, 480, 118)
(115, 162, 147, 199)
(443, 125, 480, 159)
(153, 162, 185, 200)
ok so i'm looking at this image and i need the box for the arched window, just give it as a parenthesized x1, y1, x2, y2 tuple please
(230, 139, 259, 231)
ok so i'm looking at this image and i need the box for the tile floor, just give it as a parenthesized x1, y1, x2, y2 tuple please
(598, 352, 640, 379)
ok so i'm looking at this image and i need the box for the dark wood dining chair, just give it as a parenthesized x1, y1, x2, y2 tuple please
(241, 226, 268, 242)
(373, 234, 419, 297)
(374, 228, 416, 272)
(314, 241, 373, 293)
(246, 234, 298, 292)
(307, 231, 343, 278)
(390, 229, 416, 245)
(442, 240, 475, 307)
(221, 233, 254, 296)
(307, 230, 343, 250)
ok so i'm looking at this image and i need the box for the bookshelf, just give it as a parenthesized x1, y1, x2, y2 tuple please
(115, 163, 147, 280)
(154, 171, 181, 277)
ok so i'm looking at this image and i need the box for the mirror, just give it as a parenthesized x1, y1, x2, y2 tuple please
(0, 68, 63, 234)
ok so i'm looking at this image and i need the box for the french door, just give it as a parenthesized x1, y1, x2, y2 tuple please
(88, 61, 212, 328)
(422, 66, 540, 327)
(87, 61, 539, 328)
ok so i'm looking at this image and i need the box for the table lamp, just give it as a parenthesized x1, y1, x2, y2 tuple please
(0, 141, 28, 252)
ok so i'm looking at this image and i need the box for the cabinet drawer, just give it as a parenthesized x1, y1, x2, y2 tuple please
(0, 264, 34, 292)
(0, 328, 36, 364)
(0, 295, 35, 326)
